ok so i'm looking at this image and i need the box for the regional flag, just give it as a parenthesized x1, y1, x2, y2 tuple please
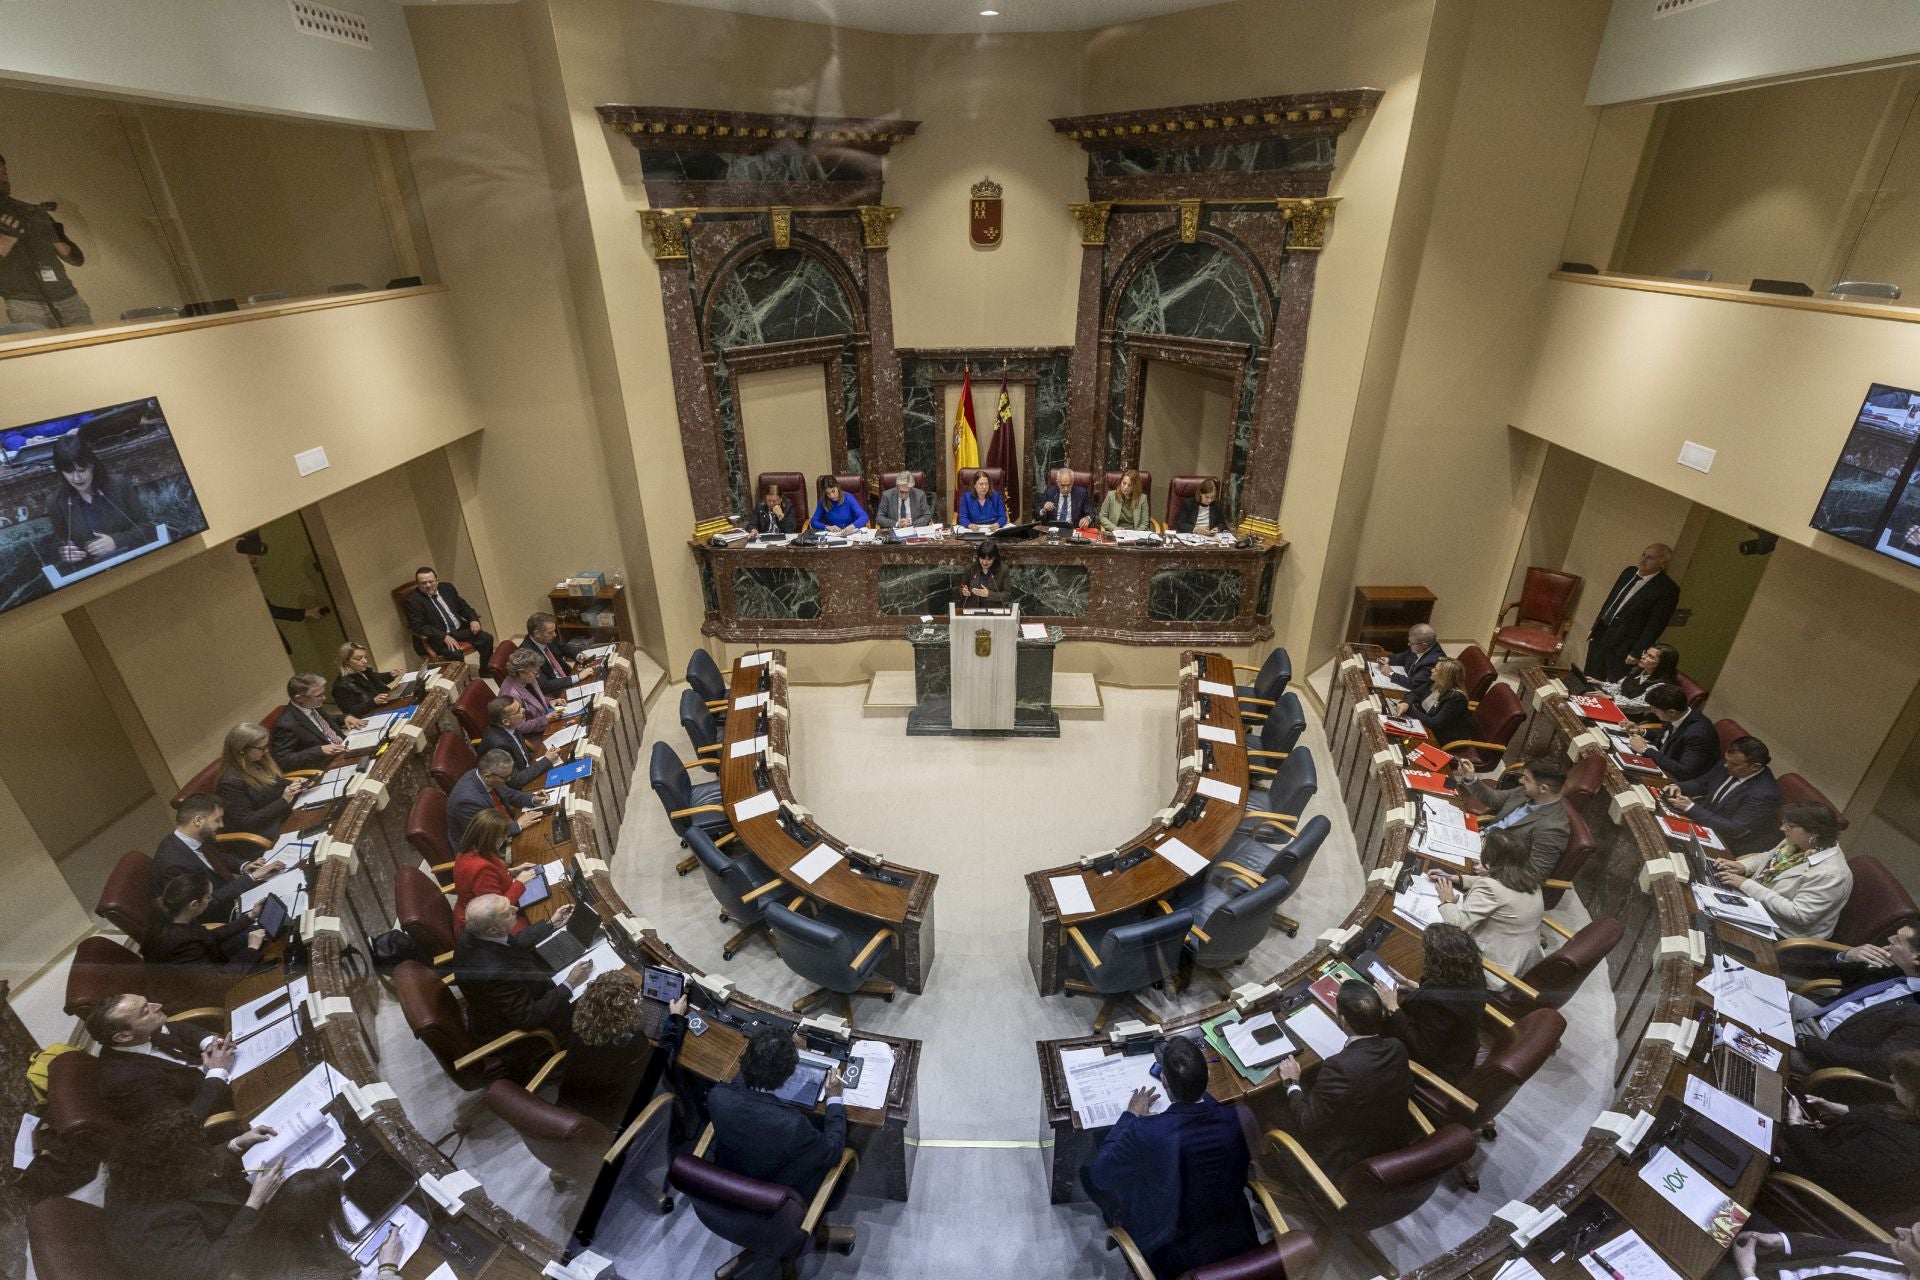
(951, 366, 980, 517)
(986, 376, 1018, 514)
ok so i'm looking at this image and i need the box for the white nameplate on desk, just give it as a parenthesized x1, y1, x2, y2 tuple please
(1195, 777, 1242, 804)
(790, 844, 844, 884)
(1197, 724, 1236, 745)
(732, 791, 780, 821)
(739, 651, 772, 668)
(1196, 679, 1233, 697)
(1154, 837, 1209, 876)
(1049, 874, 1096, 916)
(734, 691, 770, 710)
(730, 735, 770, 758)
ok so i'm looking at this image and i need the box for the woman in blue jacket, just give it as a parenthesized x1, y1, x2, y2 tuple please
(811, 478, 869, 532)
(959, 470, 1008, 530)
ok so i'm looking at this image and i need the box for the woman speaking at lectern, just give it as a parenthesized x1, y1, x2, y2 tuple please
(958, 540, 1008, 611)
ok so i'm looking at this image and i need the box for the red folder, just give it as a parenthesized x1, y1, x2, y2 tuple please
(1571, 695, 1626, 725)
(1405, 742, 1453, 772)
(1403, 770, 1454, 795)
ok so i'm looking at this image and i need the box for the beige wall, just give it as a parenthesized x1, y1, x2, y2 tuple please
(0, 776, 93, 985)
(312, 466, 437, 670)
(736, 365, 835, 490)
(1555, 462, 1694, 663)
(1138, 360, 1235, 494)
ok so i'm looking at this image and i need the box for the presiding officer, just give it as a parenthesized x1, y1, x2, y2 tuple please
(959, 470, 1008, 530)
(811, 478, 868, 533)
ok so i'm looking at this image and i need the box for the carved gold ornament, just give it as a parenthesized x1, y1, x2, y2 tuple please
(641, 208, 692, 260)
(1069, 201, 1113, 246)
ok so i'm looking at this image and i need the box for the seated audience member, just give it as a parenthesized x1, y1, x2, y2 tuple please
(1585, 543, 1679, 682)
(1098, 468, 1151, 533)
(146, 871, 264, 974)
(1432, 827, 1546, 986)
(1628, 683, 1716, 782)
(104, 1109, 284, 1280)
(876, 470, 932, 531)
(500, 648, 558, 736)
(1595, 642, 1679, 717)
(452, 809, 535, 936)
(558, 974, 686, 1131)
(482, 696, 555, 789)
(151, 794, 275, 923)
(1790, 918, 1920, 1078)
(1379, 922, 1488, 1083)
(959, 470, 1008, 530)
(522, 611, 593, 695)
(270, 672, 365, 772)
(1082, 1035, 1259, 1278)
(214, 1166, 405, 1280)
(405, 565, 493, 661)
(707, 1027, 847, 1198)
(750, 481, 799, 536)
(446, 750, 538, 851)
(1378, 623, 1445, 702)
(1713, 802, 1854, 940)
(330, 640, 400, 719)
(452, 894, 595, 1044)
(1731, 1223, 1920, 1280)
(958, 540, 1009, 610)
(1173, 477, 1225, 535)
(1396, 657, 1474, 749)
(84, 993, 236, 1123)
(215, 722, 303, 838)
(1663, 735, 1782, 854)
(1454, 754, 1570, 881)
(1274, 981, 1414, 1177)
(810, 478, 868, 533)
(1035, 465, 1091, 529)
(1775, 1050, 1920, 1222)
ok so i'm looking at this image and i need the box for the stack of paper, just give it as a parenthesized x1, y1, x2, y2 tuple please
(1060, 1046, 1164, 1129)
(1221, 1011, 1296, 1068)
(842, 1040, 896, 1110)
(1413, 822, 1481, 865)
(240, 867, 308, 916)
(545, 724, 586, 752)
(732, 790, 780, 821)
(1682, 1075, 1774, 1153)
(1393, 874, 1444, 929)
(299, 772, 355, 806)
(576, 643, 616, 661)
(229, 977, 310, 1039)
(1049, 874, 1096, 916)
(1285, 1003, 1347, 1059)
(1578, 1229, 1684, 1280)
(1196, 777, 1241, 804)
(1196, 679, 1234, 697)
(1197, 724, 1236, 745)
(554, 939, 627, 999)
(790, 844, 845, 884)
(1690, 883, 1776, 936)
(1153, 837, 1209, 876)
(243, 1061, 346, 1173)
(729, 734, 770, 758)
(1695, 956, 1793, 1041)
(1021, 623, 1048, 640)
(232, 1017, 299, 1078)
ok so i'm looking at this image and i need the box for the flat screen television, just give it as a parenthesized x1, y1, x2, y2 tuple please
(1811, 383, 1920, 570)
(0, 396, 209, 615)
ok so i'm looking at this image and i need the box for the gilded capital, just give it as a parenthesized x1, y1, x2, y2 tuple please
(858, 204, 900, 249)
(769, 206, 793, 250)
(1068, 201, 1113, 246)
(641, 208, 691, 261)
(1178, 199, 1203, 245)
(1277, 197, 1339, 251)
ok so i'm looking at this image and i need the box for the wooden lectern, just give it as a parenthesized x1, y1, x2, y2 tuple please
(948, 604, 1019, 730)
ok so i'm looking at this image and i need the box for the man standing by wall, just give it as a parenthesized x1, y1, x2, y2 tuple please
(1586, 543, 1679, 680)
(0, 152, 91, 330)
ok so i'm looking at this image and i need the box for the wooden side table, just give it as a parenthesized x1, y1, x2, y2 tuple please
(1347, 585, 1435, 649)
(548, 583, 635, 645)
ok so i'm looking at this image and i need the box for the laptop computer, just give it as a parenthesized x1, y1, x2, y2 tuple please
(1709, 1019, 1785, 1112)
(533, 901, 600, 969)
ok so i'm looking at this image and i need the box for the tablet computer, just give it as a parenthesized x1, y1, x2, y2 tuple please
(517, 872, 551, 910)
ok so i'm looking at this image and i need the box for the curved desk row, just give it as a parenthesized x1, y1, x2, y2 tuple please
(716, 650, 938, 993)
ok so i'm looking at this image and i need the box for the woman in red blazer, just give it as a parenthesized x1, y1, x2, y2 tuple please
(452, 809, 537, 935)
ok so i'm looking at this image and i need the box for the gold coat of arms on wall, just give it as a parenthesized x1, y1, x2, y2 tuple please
(970, 176, 1003, 247)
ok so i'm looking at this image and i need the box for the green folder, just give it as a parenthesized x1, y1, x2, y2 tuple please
(1202, 1009, 1279, 1086)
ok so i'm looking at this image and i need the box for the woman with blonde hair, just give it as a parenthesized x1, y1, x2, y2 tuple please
(1396, 657, 1474, 749)
(1099, 468, 1151, 532)
(216, 721, 304, 836)
(452, 808, 535, 935)
(331, 640, 402, 719)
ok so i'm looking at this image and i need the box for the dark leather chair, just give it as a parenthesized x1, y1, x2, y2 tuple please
(1541, 804, 1596, 909)
(1410, 1008, 1565, 1188)
(259, 704, 287, 733)
(407, 785, 458, 887)
(757, 471, 807, 520)
(1713, 717, 1751, 758)
(484, 1079, 677, 1204)
(689, 826, 780, 961)
(96, 851, 156, 942)
(1440, 682, 1523, 770)
(956, 466, 1007, 502)
(1062, 908, 1192, 1032)
(878, 469, 927, 496)
(453, 678, 494, 742)
(1243, 748, 1317, 846)
(764, 901, 895, 1027)
(821, 472, 868, 509)
(1675, 670, 1709, 711)
(1778, 856, 1920, 982)
(395, 866, 457, 967)
(430, 730, 477, 795)
(1458, 644, 1498, 703)
(1776, 772, 1848, 830)
(45, 1052, 121, 1158)
(65, 936, 145, 1018)
(1219, 814, 1331, 938)
(394, 959, 563, 1096)
(171, 758, 222, 805)
(680, 687, 724, 770)
(1505, 917, 1623, 1016)
(1489, 567, 1582, 663)
(1246, 693, 1306, 785)
(1233, 646, 1291, 712)
(650, 740, 734, 875)
(668, 1130, 860, 1280)
(686, 649, 731, 717)
(1175, 870, 1296, 996)
(1561, 750, 1607, 823)
(484, 641, 516, 684)
(1266, 1121, 1477, 1275)
(1102, 470, 1155, 527)
(29, 1197, 133, 1280)
(1107, 1179, 1319, 1280)
(1164, 474, 1218, 530)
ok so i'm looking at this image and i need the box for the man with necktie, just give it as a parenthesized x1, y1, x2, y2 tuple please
(148, 794, 278, 922)
(447, 749, 539, 851)
(405, 565, 494, 662)
(1663, 735, 1782, 853)
(268, 672, 366, 772)
(85, 994, 237, 1125)
(519, 610, 593, 697)
(1789, 919, 1920, 1077)
(1036, 465, 1091, 530)
(1585, 543, 1680, 681)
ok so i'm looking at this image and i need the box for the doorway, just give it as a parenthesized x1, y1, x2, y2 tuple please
(244, 512, 348, 679)
(1669, 509, 1771, 687)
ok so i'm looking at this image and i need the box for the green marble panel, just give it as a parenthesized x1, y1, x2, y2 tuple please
(1255, 558, 1276, 621)
(731, 566, 822, 619)
(1148, 568, 1242, 623)
(1011, 564, 1089, 617)
(877, 564, 957, 616)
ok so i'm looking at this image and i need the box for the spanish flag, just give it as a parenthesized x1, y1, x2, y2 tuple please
(951, 366, 980, 518)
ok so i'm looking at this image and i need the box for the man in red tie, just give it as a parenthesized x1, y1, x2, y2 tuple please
(447, 749, 539, 851)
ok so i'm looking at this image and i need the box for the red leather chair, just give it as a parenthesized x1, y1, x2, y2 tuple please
(393, 959, 562, 1092)
(1164, 475, 1217, 531)
(407, 786, 458, 888)
(1675, 670, 1709, 711)
(1828, 856, 1917, 947)
(1714, 718, 1752, 758)
(259, 704, 287, 733)
(1777, 772, 1848, 830)
(64, 937, 146, 1017)
(956, 467, 1006, 500)
(96, 851, 156, 942)
(756, 471, 806, 520)
(1107, 1182, 1319, 1280)
(484, 641, 516, 683)
(1561, 751, 1607, 822)
(1264, 1121, 1477, 1275)
(878, 470, 926, 494)
(45, 1053, 120, 1158)
(1506, 917, 1623, 1016)
(1457, 645, 1498, 703)
(484, 1080, 677, 1203)
(395, 866, 457, 965)
(1489, 568, 1582, 662)
(1542, 805, 1596, 909)
(1410, 1009, 1566, 1187)
(453, 679, 494, 742)
(1438, 682, 1524, 770)
(669, 1131, 860, 1276)
(171, 759, 222, 806)
(29, 1196, 132, 1280)
(1102, 470, 1152, 502)
(430, 731, 477, 795)
(816, 473, 869, 513)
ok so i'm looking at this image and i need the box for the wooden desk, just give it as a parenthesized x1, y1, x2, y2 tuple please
(717, 651, 939, 993)
(1024, 651, 1251, 995)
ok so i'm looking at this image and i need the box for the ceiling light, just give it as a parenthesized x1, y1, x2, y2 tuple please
(980, 9, 1000, 15)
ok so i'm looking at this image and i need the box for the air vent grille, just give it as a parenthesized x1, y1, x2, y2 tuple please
(291, 1, 372, 47)
(1653, 0, 1726, 16)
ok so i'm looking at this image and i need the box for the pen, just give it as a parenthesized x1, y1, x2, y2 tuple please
(1587, 1244, 1627, 1280)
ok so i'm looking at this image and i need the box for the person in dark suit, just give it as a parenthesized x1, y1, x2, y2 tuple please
(1792, 920, 1920, 1078)
(215, 722, 305, 838)
(451, 894, 595, 1044)
(1035, 465, 1091, 529)
(151, 794, 277, 924)
(1380, 624, 1446, 703)
(1380, 923, 1488, 1083)
(1806, 918, 1920, 1003)
(1629, 684, 1717, 781)
(1731, 1224, 1920, 1280)
(84, 993, 237, 1125)
(1455, 754, 1571, 881)
(750, 481, 799, 536)
(483, 697, 556, 789)
(1396, 657, 1474, 749)
(706, 1027, 847, 1199)
(331, 640, 402, 719)
(957, 540, 1009, 610)
(1664, 735, 1782, 853)
(1081, 1035, 1259, 1279)
(146, 871, 264, 974)
(1172, 477, 1226, 535)
(521, 611, 597, 696)
(1274, 981, 1415, 1178)
(1585, 544, 1680, 681)
(447, 750, 539, 850)
(103, 1108, 284, 1280)
(405, 565, 493, 661)
(1776, 1050, 1920, 1221)
(214, 1166, 406, 1280)
(270, 672, 365, 772)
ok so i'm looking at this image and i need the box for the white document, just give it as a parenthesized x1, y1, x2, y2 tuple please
(732, 790, 780, 821)
(1637, 1146, 1748, 1243)
(229, 976, 310, 1039)
(544, 724, 586, 751)
(730, 735, 770, 758)
(734, 691, 770, 710)
(1696, 957, 1794, 1042)
(342, 724, 388, 752)
(244, 1061, 345, 1171)
(556, 939, 628, 999)
(1691, 884, 1777, 936)
(1049, 874, 1096, 916)
(790, 844, 845, 885)
(1196, 777, 1242, 804)
(1393, 875, 1444, 930)
(1197, 724, 1236, 744)
(1578, 1230, 1684, 1280)
(299, 773, 354, 805)
(1682, 1075, 1774, 1153)
(541, 857, 569, 884)
(1285, 1003, 1347, 1059)
(1371, 673, 1409, 693)
(1422, 796, 1469, 829)
(532, 786, 570, 810)
(1197, 679, 1233, 697)
(569, 680, 606, 700)
(1153, 837, 1209, 876)
(13, 1114, 38, 1170)
(424, 1267, 457, 1280)
(1060, 1045, 1165, 1129)
(842, 1040, 896, 1110)
(1222, 1012, 1296, 1067)
(240, 867, 308, 916)
(232, 1017, 300, 1079)
(352, 1204, 430, 1278)
(1414, 822, 1482, 864)
(576, 643, 616, 661)
(739, 651, 773, 668)
(1021, 623, 1048, 640)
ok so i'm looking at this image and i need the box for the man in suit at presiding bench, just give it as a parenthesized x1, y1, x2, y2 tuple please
(452, 895, 595, 1043)
(1274, 982, 1415, 1178)
(1081, 1035, 1260, 1279)
(270, 672, 365, 772)
(874, 470, 932, 531)
(1036, 466, 1092, 530)
(706, 1027, 848, 1199)
(84, 994, 237, 1125)
(405, 565, 494, 661)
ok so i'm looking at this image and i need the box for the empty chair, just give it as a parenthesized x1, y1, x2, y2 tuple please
(688, 826, 780, 961)
(453, 678, 495, 741)
(1233, 647, 1291, 715)
(1175, 870, 1297, 996)
(1219, 815, 1330, 938)
(1410, 1008, 1566, 1189)
(1438, 682, 1522, 770)
(95, 851, 156, 942)
(484, 1080, 677, 1203)
(680, 687, 725, 766)
(1062, 908, 1191, 1032)
(485, 640, 517, 683)
(1242, 748, 1317, 843)
(668, 1127, 860, 1280)
(1488, 567, 1582, 663)
(429, 729, 477, 794)
(393, 959, 563, 1097)
(1506, 917, 1623, 1016)
(1541, 805, 1596, 909)
(1246, 692, 1306, 785)
(406, 786, 459, 889)
(1457, 645, 1497, 703)
(395, 865, 457, 966)
(764, 900, 895, 1027)
(1263, 1121, 1477, 1277)
(686, 649, 731, 718)
(1830, 280, 1900, 301)
(28, 1197, 133, 1280)
(649, 740, 734, 876)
